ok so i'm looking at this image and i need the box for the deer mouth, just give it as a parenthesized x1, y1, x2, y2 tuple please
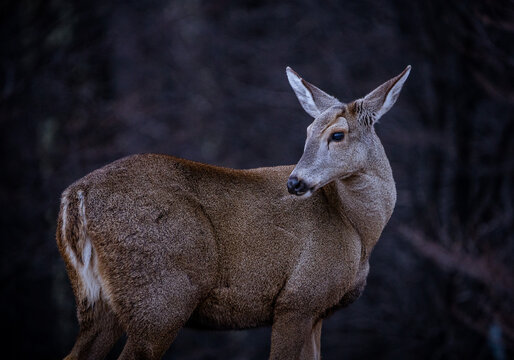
(287, 176, 316, 197)
(293, 180, 332, 198)
(296, 188, 315, 198)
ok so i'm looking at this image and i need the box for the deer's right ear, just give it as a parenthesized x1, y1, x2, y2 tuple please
(286, 67, 341, 118)
(361, 65, 411, 125)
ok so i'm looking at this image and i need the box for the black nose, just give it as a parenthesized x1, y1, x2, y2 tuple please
(287, 176, 309, 195)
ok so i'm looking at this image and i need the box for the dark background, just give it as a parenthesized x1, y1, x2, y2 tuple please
(1, 0, 513, 359)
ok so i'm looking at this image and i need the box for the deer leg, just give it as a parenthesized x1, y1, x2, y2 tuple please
(118, 330, 180, 360)
(269, 312, 321, 360)
(299, 319, 323, 360)
(116, 271, 201, 360)
(64, 298, 123, 360)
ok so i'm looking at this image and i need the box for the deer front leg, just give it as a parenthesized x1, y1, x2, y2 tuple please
(301, 319, 322, 360)
(269, 311, 322, 360)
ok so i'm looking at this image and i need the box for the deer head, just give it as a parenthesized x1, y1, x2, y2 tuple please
(286, 66, 411, 197)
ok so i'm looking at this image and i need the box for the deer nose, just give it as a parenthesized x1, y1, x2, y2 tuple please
(287, 176, 309, 195)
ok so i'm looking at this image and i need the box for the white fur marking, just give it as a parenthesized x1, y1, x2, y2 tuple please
(61, 192, 68, 240)
(67, 190, 104, 306)
(80, 239, 100, 303)
(379, 65, 411, 118)
(64, 239, 78, 269)
(286, 67, 320, 118)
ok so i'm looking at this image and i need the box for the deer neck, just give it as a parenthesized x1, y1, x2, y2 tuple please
(324, 144, 396, 261)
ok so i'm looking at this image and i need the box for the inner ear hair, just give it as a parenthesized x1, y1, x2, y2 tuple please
(362, 65, 411, 125)
(352, 99, 375, 128)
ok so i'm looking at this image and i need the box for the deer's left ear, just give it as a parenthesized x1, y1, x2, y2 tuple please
(362, 65, 411, 124)
(286, 66, 342, 118)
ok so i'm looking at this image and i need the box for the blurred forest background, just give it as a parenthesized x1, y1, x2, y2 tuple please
(1, 0, 513, 359)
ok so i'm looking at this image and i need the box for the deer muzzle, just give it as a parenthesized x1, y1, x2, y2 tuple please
(287, 176, 312, 196)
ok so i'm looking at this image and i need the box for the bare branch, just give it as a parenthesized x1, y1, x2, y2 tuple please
(398, 226, 514, 295)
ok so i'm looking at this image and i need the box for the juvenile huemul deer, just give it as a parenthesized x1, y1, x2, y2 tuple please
(57, 65, 410, 360)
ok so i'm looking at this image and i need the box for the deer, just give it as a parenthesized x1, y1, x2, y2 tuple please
(56, 65, 410, 360)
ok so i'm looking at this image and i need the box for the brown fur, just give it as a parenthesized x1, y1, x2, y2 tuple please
(57, 66, 410, 359)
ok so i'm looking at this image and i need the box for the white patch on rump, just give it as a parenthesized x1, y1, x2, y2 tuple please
(62, 190, 110, 306)
(61, 191, 68, 241)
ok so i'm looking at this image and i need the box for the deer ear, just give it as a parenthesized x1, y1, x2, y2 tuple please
(362, 65, 411, 123)
(286, 67, 341, 118)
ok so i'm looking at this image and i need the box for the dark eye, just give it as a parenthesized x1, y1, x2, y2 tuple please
(331, 132, 345, 141)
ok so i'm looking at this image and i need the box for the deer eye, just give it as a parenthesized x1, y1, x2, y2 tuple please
(331, 132, 345, 141)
